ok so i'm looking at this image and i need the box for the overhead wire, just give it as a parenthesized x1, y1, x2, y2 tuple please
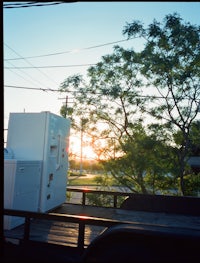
(5, 64, 96, 69)
(4, 38, 135, 61)
(4, 85, 57, 92)
(3, 2, 39, 7)
(4, 37, 136, 70)
(5, 43, 59, 87)
(4, 84, 174, 100)
(5, 60, 51, 90)
(3, 2, 76, 9)
(4, 37, 136, 95)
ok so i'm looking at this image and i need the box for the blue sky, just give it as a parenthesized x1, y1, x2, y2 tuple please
(3, 1, 200, 150)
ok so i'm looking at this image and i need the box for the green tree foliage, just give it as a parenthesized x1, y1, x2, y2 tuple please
(188, 121, 200, 156)
(175, 125, 200, 196)
(60, 105, 73, 119)
(103, 123, 177, 194)
(59, 46, 147, 161)
(183, 173, 200, 196)
(123, 13, 200, 195)
(86, 175, 115, 207)
(60, 13, 200, 196)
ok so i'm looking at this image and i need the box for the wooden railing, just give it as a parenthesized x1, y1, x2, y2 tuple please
(3, 188, 133, 250)
(4, 208, 133, 251)
(66, 187, 132, 208)
(5, 188, 199, 251)
(66, 187, 200, 216)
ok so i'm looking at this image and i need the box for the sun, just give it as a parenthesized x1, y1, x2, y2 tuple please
(82, 146, 96, 160)
(69, 135, 97, 160)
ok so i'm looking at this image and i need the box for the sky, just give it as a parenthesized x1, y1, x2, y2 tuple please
(3, 1, 200, 157)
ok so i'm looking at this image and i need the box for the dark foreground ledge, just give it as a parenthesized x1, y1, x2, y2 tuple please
(2, 240, 82, 263)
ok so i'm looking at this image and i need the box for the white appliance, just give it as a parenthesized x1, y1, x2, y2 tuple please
(6, 111, 70, 212)
(4, 148, 15, 159)
(4, 159, 42, 230)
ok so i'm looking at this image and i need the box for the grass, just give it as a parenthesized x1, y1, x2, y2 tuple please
(68, 175, 98, 186)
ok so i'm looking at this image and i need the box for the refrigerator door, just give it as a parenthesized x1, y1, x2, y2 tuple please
(39, 112, 70, 212)
(4, 160, 42, 230)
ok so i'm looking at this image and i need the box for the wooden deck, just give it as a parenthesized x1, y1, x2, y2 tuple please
(4, 202, 200, 248)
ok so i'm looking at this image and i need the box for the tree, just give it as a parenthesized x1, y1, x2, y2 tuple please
(60, 13, 200, 196)
(188, 120, 200, 157)
(59, 47, 158, 193)
(123, 13, 200, 195)
(59, 46, 146, 161)
(103, 123, 177, 194)
(173, 120, 200, 174)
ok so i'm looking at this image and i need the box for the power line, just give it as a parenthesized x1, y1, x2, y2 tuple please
(3, 2, 39, 7)
(4, 38, 135, 61)
(4, 84, 174, 100)
(5, 60, 51, 89)
(5, 63, 96, 69)
(3, 2, 77, 9)
(5, 84, 198, 104)
(4, 43, 59, 86)
(5, 85, 59, 92)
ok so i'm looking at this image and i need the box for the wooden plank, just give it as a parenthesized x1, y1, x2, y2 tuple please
(4, 216, 105, 247)
(56, 203, 200, 231)
(4, 203, 200, 248)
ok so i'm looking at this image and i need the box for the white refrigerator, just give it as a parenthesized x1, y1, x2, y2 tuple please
(4, 159, 42, 230)
(6, 111, 71, 212)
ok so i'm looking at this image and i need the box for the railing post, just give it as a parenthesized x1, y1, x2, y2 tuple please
(24, 217, 31, 241)
(78, 221, 85, 251)
(114, 195, 117, 208)
(82, 192, 86, 205)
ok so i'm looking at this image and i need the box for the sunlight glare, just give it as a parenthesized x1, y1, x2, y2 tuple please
(69, 136, 97, 160)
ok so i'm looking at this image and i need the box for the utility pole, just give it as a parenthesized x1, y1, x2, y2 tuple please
(65, 96, 68, 117)
(79, 118, 87, 175)
(58, 95, 72, 118)
(80, 119, 83, 175)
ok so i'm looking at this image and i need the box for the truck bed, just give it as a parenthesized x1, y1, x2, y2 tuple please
(4, 203, 200, 247)
(3, 194, 200, 263)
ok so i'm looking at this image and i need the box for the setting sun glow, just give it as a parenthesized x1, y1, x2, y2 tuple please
(69, 136, 97, 160)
